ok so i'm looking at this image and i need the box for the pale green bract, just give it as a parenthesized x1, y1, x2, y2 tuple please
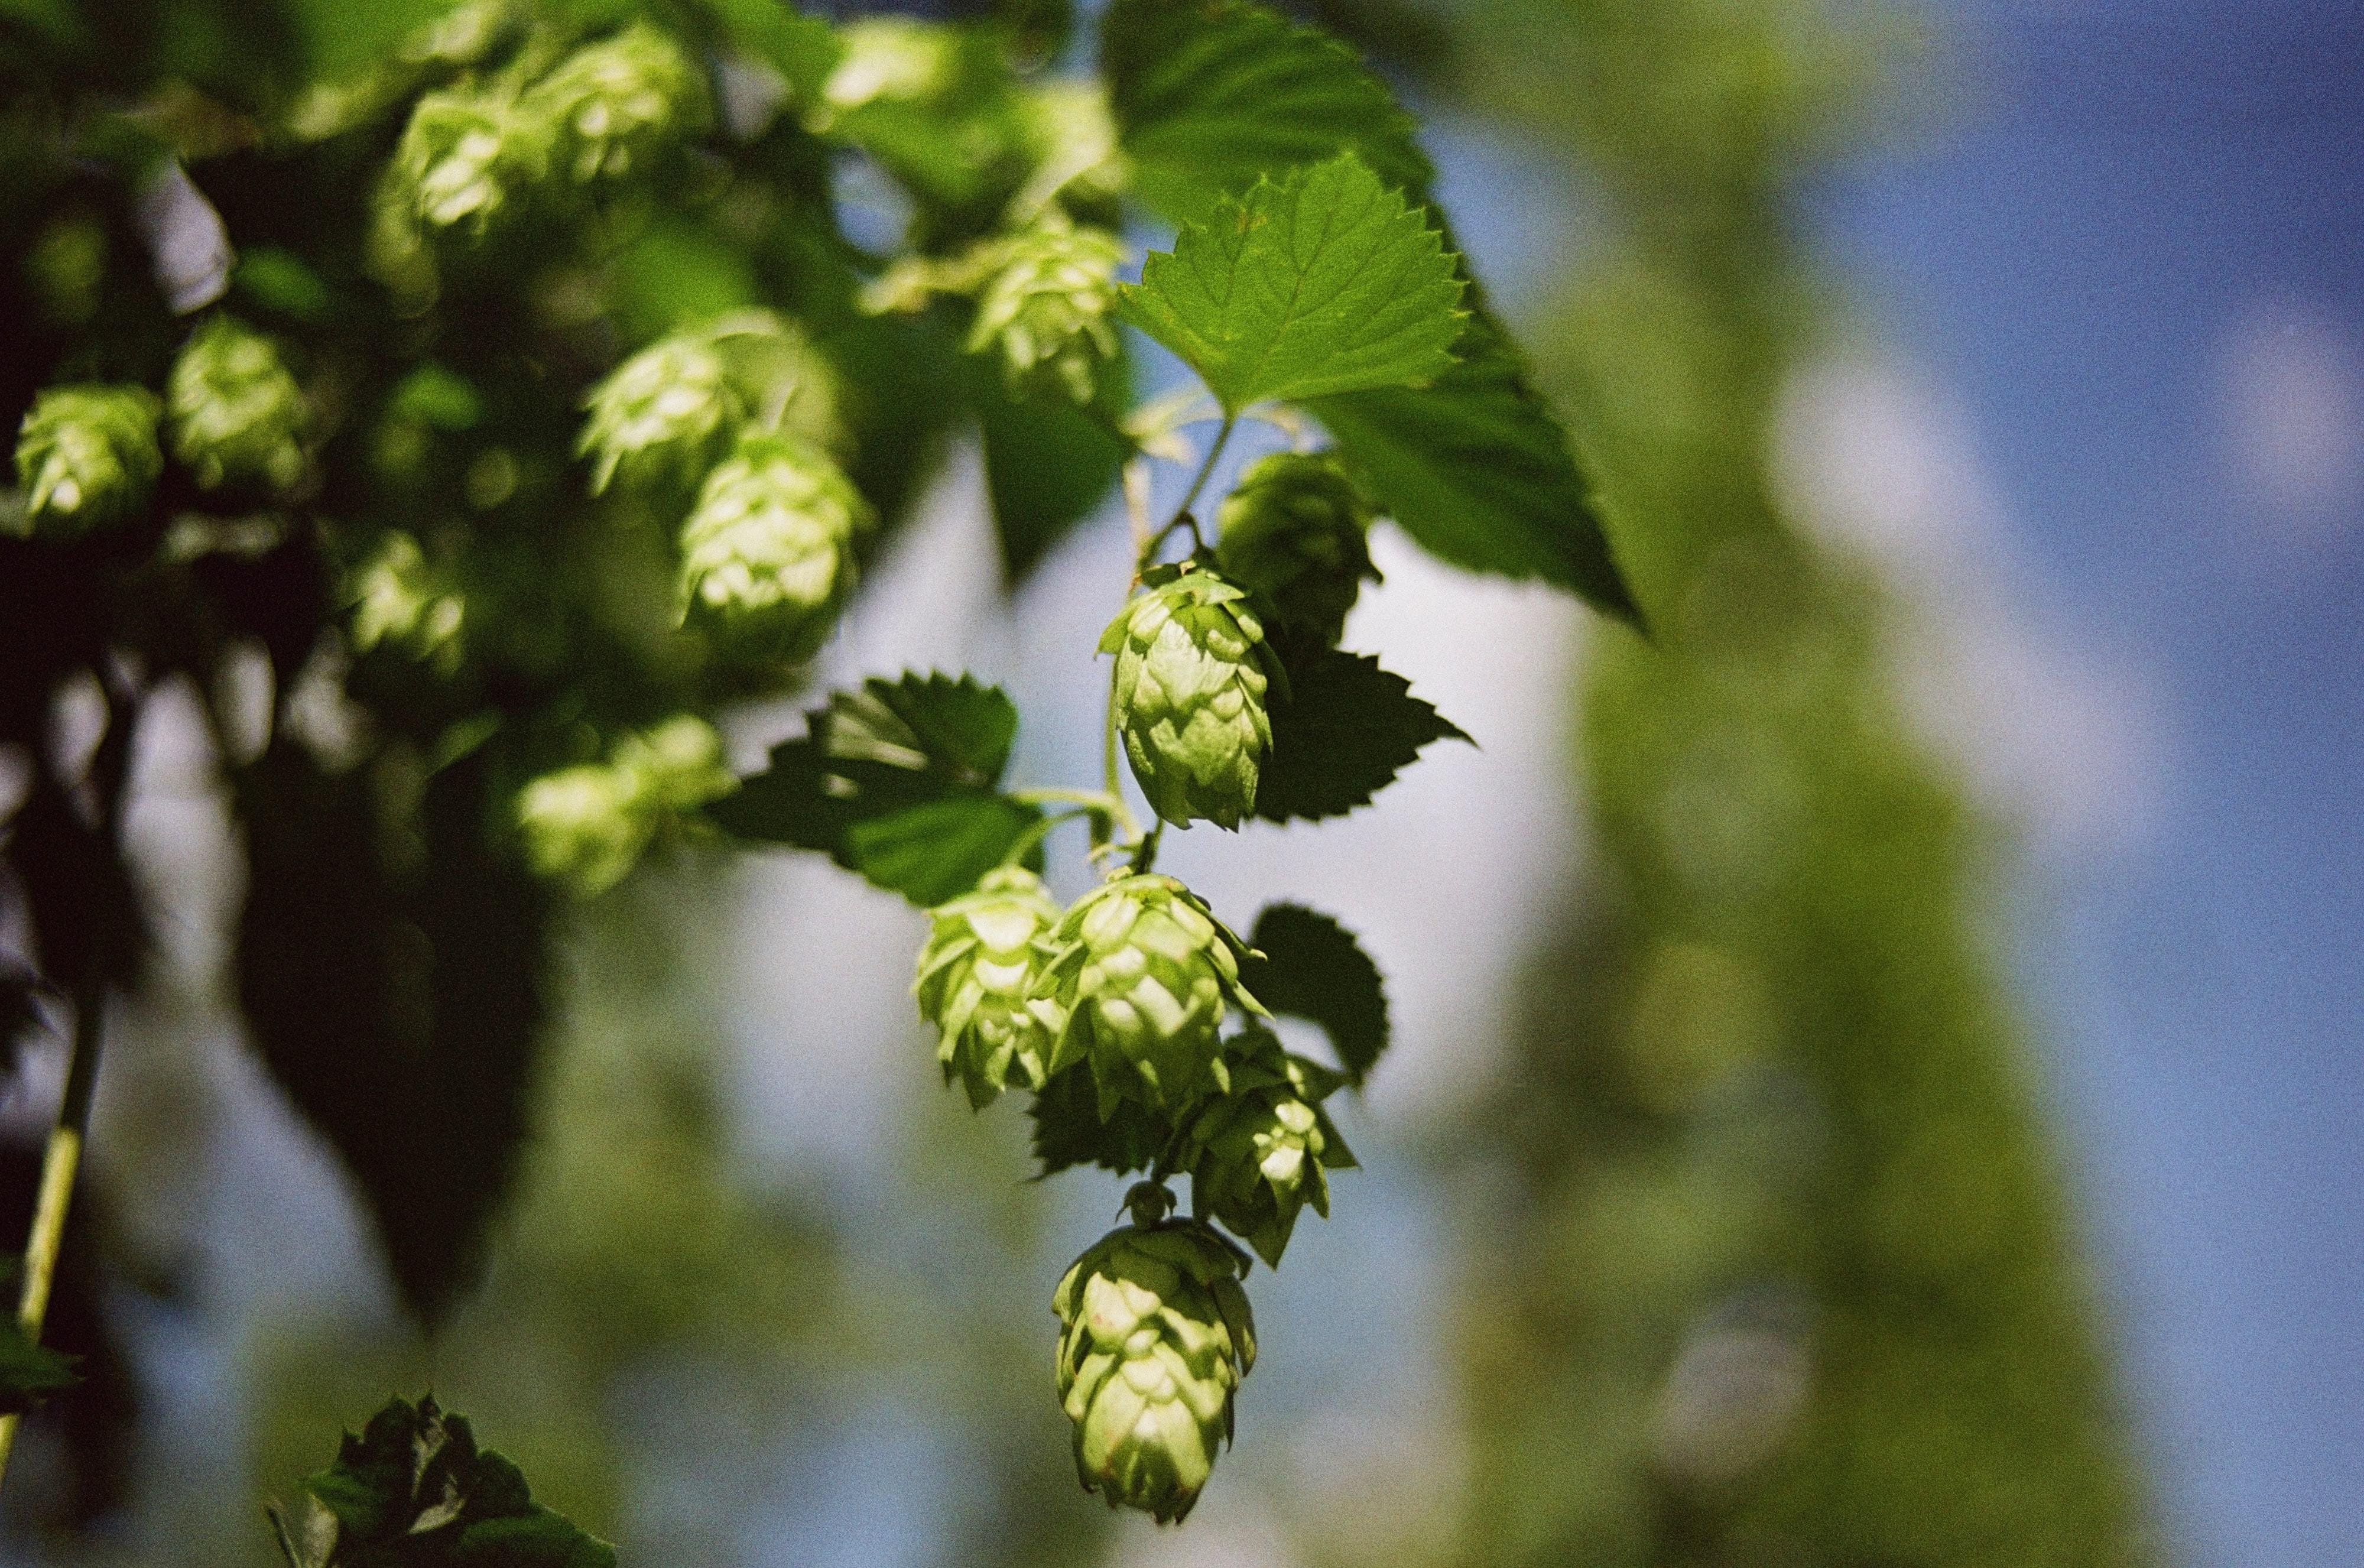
(1187, 1026, 1355, 1267)
(517, 716, 736, 895)
(1213, 450, 1378, 647)
(677, 430, 870, 662)
(1054, 1212, 1256, 1525)
(1032, 872, 1261, 1115)
(1116, 152, 1465, 413)
(1102, 563, 1275, 830)
(166, 317, 307, 492)
(915, 865, 1063, 1108)
(11, 385, 161, 535)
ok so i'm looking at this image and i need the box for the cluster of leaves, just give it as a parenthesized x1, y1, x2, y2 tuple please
(1, 0, 1636, 1538)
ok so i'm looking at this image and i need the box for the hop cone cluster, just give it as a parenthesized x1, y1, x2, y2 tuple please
(12, 385, 162, 535)
(1054, 1207, 1256, 1524)
(677, 430, 870, 661)
(966, 222, 1123, 405)
(1102, 564, 1275, 830)
(1188, 1028, 1355, 1267)
(516, 716, 735, 895)
(1036, 873, 1260, 1115)
(167, 317, 306, 492)
(388, 88, 554, 236)
(578, 335, 738, 493)
(528, 22, 707, 184)
(1214, 452, 1379, 647)
(915, 865, 1061, 1108)
(348, 532, 465, 670)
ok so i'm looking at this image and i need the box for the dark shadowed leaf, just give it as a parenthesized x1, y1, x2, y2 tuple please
(0, 1321, 79, 1415)
(1240, 904, 1389, 1085)
(1253, 640, 1467, 823)
(1028, 1064, 1171, 1177)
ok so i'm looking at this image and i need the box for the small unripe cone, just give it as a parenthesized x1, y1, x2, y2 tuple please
(578, 336, 739, 494)
(917, 865, 1062, 1108)
(677, 430, 870, 662)
(1188, 1027, 1355, 1267)
(1053, 1209, 1256, 1524)
(12, 385, 162, 535)
(517, 716, 734, 895)
(348, 532, 465, 670)
(1033, 873, 1261, 1116)
(1100, 563, 1275, 830)
(966, 223, 1123, 405)
(167, 317, 306, 492)
(528, 22, 709, 184)
(388, 87, 555, 236)
(1213, 452, 1379, 647)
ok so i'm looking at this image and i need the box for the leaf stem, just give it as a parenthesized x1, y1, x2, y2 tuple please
(1010, 787, 1140, 845)
(1136, 413, 1234, 573)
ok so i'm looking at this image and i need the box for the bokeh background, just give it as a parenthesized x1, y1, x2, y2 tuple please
(3, 1, 2357, 1565)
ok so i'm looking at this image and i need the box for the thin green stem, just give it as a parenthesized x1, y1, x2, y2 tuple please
(1171, 414, 1235, 525)
(1009, 787, 1140, 845)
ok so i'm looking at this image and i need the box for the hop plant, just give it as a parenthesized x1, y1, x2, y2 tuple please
(1035, 873, 1261, 1115)
(348, 533, 465, 671)
(916, 866, 1063, 1108)
(677, 429, 870, 662)
(387, 87, 556, 237)
(528, 22, 709, 184)
(1102, 563, 1277, 830)
(166, 317, 307, 492)
(966, 222, 1124, 405)
(11, 385, 162, 535)
(1213, 452, 1379, 647)
(1054, 1194, 1257, 1524)
(578, 335, 739, 494)
(517, 716, 735, 895)
(1188, 1028, 1355, 1267)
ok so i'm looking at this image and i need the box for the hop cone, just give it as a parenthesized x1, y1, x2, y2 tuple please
(916, 866, 1061, 1108)
(348, 533, 465, 670)
(388, 87, 554, 236)
(12, 385, 161, 535)
(1100, 564, 1275, 830)
(966, 223, 1123, 405)
(517, 716, 733, 895)
(167, 317, 306, 492)
(528, 22, 708, 184)
(1054, 1207, 1256, 1524)
(1213, 452, 1379, 647)
(1034, 873, 1260, 1115)
(1188, 1028, 1355, 1267)
(677, 430, 869, 661)
(578, 335, 738, 494)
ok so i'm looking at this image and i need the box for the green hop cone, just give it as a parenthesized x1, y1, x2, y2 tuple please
(517, 716, 733, 895)
(166, 317, 306, 492)
(578, 335, 739, 494)
(677, 430, 870, 662)
(1054, 1202, 1256, 1524)
(1213, 452, 1380, 647)
(12, 385, 162, 536)
(1188, 1027, 1355, 1267)
(1100, 563, 1277, 830)
(965, 222, 1123, 405)
(528, 22, 708, 184)
(1035, 873, 1261, 1115)
(388, 87, 555, 237)
(348, 532, 465, 671)
(916, 865, 1062, 1108)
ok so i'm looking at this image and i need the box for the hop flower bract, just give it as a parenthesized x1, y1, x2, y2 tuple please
(528, 22, 708, 184)
(167, 317, 306, 492)
(12, 385, 162, 535)
(578, 335, 738, 494)
(388, 87, 555, 237)
(1187, 1027, 1355, 1267)
(917, 865, 1062, 1108)
(1100, 564, 1275, 830)
(966, 222, 1123, 405)
(517, 716, 736, 895)
(677, 429, 870, 662)
(1213, 451, 1379, 647)
(1054, 1213, 1256, 1524)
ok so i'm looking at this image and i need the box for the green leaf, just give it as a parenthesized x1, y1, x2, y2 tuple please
(1102, 0, 1431, 227)
(1028, 1064, 1170, 1177)
(966, 349, 1126, 586)
(1254, 641, 1468, 823)
(0, 1321, 78, 1415)
(709, 672, 1045, 905)
(1116, 153, 1465, 414)
(269, 1394, 615, 1568)
(694, 0, 843, 100)
(1313, 310, 1642, 622)
(1239, 905, 1389, 1086)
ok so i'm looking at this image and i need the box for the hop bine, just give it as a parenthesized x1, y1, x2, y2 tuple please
(11, 385, 162, 535)
(578, 334, 739, 494)
(966, 222, 1124, 406)
(916, 865, 1062, 1108)
(1213, 451, 1379, 648)
(1102, 563, 1278, 830)
(167, 317, 307, 492)
(528, 22, 709, 184)
(676, 430, 870, 662)
(1033, 872, 1261, 1116)
(1188, 1027, 1355, 1267)
(1054, 1190, 1256, 1524)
